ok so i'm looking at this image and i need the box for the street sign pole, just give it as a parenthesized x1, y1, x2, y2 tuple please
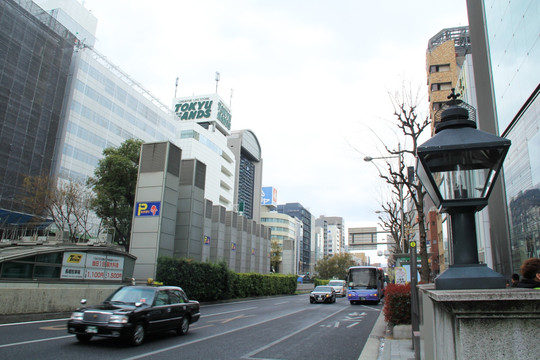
(410, 240, 420, 359)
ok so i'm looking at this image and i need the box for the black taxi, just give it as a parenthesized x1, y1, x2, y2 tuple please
(67, 285, 200, 345)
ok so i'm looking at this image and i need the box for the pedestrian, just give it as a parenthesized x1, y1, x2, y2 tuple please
(510, 273, 520, 287)
(516, 258, 540, 289)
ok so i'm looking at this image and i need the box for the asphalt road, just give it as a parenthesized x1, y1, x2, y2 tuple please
(0, 294, 382, 360)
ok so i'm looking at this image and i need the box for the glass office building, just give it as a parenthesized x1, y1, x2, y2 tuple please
(56, 46, 177, 183)
(277, 203, 312, 273)
(471, 1, 540, 271)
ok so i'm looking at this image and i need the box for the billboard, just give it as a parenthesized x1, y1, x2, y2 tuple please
(261, 186, 278, 206)
(61, 252, 124, 281)
(173, 94, 231, 130)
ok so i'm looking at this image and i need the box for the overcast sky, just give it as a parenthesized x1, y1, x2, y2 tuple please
(84, 0, 469, 231)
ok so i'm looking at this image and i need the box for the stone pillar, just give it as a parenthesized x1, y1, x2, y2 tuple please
(130, 142, 181, 281)
(211, 206, 226, 263)
(419, 284, 540, 359)
(201, 199, 213, 262)
(224, 210, 237, 270)
(175, 159, 206, 261)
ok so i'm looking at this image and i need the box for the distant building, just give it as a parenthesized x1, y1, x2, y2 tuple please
(317, 216, 345, 256)
(260, 205, 299, 274)
(227, 130, 263, 222)
(314, 217, 328, 260)
(277, 203, 312, 273)
(426, 26, 470, 128)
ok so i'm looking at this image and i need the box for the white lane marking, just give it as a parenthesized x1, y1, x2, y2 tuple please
(0, 335, 73, 348)
(123, 308, 309, 360)
(201, 296, 295, 308)
(347, 322, 360, 328)
(202, 307, 257, 317)
(0, 318, 69, 327)
(241, 307, 348, 359)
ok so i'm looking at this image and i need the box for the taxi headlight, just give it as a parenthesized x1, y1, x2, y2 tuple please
(109, 315, 128, 324)
(70, 312, 84, 321)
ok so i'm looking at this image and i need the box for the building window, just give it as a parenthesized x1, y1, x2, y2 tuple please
(431, 82, 452, 91)
(432, 102, 445, 111)
(430, 64, 451, 73)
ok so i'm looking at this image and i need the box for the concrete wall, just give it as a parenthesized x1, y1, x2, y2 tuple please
(0, 281, 309, 316)
(0, 283, 121, 315)
(419, 284, 540, 359)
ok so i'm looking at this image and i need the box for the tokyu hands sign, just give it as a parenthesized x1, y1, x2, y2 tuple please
(174, 94, 231, 130)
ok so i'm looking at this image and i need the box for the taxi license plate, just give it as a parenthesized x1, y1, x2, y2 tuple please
(360, 297, 366, 300)
(86, 326, 98, 334)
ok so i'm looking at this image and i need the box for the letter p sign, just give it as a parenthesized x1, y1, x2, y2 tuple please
(137, 203, 148, 216)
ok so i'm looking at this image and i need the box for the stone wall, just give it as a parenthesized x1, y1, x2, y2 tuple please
(0, 283, 121, 316)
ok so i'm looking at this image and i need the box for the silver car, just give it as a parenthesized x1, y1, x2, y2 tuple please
(328, 280, 347, 297)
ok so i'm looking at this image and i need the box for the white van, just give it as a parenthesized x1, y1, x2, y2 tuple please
(327, 280, 347, 297)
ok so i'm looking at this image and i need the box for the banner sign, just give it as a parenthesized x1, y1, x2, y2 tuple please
(61, 252, 124, 281)
(135, 201, 160, 217)
(174, 94, 232, 130)
(261, 186, 278, 206)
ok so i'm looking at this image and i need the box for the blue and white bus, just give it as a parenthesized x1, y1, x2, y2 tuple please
(346, 266, 386, 304)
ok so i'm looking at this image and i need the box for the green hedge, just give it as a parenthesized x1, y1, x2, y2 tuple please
(155, 257, 297, 302)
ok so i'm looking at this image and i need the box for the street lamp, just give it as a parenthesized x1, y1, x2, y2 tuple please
(416, 90, 511, 290)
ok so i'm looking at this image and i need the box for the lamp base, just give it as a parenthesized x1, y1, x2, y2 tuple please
(435, 264, 506, 290)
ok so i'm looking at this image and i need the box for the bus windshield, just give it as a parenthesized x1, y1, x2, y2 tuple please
(348, 267, 378, 289)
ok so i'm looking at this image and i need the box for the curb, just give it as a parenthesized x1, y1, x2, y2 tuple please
(358, 309, 387, 360)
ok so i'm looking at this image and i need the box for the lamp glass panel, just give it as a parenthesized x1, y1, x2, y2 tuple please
(435, 166, 492, 200)
(423, 148, 505, 201)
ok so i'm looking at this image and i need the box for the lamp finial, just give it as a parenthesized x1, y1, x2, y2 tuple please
(447, 88, 461, 104)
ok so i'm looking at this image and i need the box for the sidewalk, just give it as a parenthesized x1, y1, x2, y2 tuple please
(358, 310, 415, 360)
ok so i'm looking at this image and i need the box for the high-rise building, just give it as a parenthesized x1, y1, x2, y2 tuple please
(317, 216, 345, 256)
(0, 0, 76, 216)
(227, 129, 263, 222)
(467, 0, 540, 274)
(173, 94, 236, 212)
(277, 203, 312, 273)
(314, 217, 328, 259)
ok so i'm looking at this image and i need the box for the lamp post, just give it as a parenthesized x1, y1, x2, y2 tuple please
(416, 90, 511, 290)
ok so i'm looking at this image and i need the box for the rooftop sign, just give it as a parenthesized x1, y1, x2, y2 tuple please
(174, 94, 231, 130)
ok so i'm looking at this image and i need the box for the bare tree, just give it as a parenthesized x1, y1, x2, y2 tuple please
(21, 175, 97, 242)
(378, 92, 431, 282)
